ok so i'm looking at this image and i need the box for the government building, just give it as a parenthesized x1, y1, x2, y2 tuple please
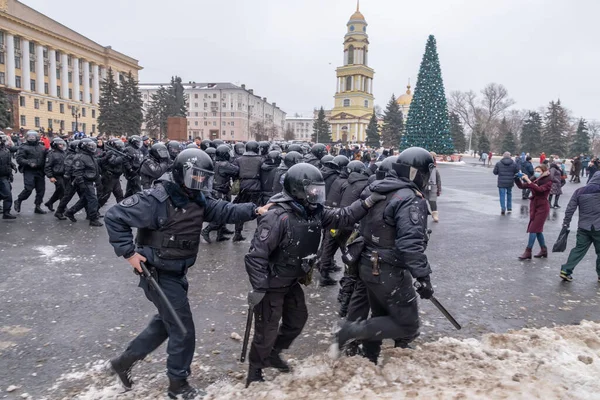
(0, 0, 141, 135)
(139, 82, 286, 142)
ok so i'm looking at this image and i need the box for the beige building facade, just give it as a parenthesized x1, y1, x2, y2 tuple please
(0, 0, 141, 135)
(285, 116, 314, 141)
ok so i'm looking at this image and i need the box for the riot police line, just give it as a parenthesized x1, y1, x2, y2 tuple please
(0, 132, 442, 399)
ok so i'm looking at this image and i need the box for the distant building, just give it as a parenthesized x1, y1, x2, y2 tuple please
(285, 116, 314, 141)
(396, 82, 413, 120)
(0, 0, 141, 135)
(139, 82, 286, 142)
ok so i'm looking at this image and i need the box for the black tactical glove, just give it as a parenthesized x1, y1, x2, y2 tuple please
(416, 276, 434, 300)
(364, 192, 386, 208)
(247, 291, 265, 308)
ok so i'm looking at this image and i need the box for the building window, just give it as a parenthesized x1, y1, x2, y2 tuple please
(92, 124, 96, 133)
(57, 86, 61, 97)
(19, 96, 25, 107)
(56, 68, 60, 79)
(68, 72, 72, 83)
(44, 83, 49, 94)
(34, 117, 40, 128)
(346, 77, 352, 91)
(213, 121, 216, 126)
(194, 94, 198, 99)
(364, 100, 369, 108)
(47, 101, 53, 111)
(231, 112, 234, 117)
(44, 64, 48, 76)
(81, 107, 86, 117)
(213, 94, 217, 99)
(212, 112, 217, 117)
(0, 32, 3, 46)
(15, 76, 21, 88)
(231, 121, 234, 126)
(29, 60, 35, 71)
(222, 121, 226, 126)
(0, 52, 4, 65)
(195, 121, 198, 126)
(60, 103, 65, 113)
(34, 99, 40, 109)
(15, 56, 21, 69)
(203, 103, 207, 108)
(343, 99, 350, 107)
(48, 119, 53, 128)
(20, 115, 26, 127)
(30, 79, 36, 91)
(82, 123, 86, 132)
(92, 109, 96, 118)
(231, 131, 234, 136)
(67, 55, 72, 66)
(29, 42, 34, 54)
(79, 91, 82, 101)
(222, 102, 226, 108)
(68, 89, 73, 99)
(194, 112, 199, 117)
(204, 121, 207, 126)
(348, 45, 355, 64)
(194, 103, 198, 108)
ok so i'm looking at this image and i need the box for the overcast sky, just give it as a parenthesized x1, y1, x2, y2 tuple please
(22, 0, 600, 123)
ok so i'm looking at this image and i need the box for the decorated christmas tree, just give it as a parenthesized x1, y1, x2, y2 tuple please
(403, 35, 454, 154)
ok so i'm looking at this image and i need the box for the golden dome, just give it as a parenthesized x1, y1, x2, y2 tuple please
(349, 0, 365, 21)
(397, 84, 413, 106)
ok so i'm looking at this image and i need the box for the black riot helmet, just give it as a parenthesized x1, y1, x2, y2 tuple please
(270, 143, 282, 152)
(301, 144, 310, 155)
(311, 143, 328, 159)
(69, 140, 80, 152)
(186, 143, 199, 149)
(172, 148, 214, 192)
(149, 143, 169, 161)
(109, 138, 125, 151)
(234, 142, 245, 156)
(320, 155, 334, 166)
(166, 140, 181, 159)
(78, 138, 97, 154)
(331, 155, 350, 170)
(128, 135, 142, 149)
(205, 147, 217, 161)
(284, 163, 326, 206)
(212, 139, 224, 148)
(267, 150, 282, 166)
(287, 144, 302, 153)
(26, 130, 39, 144)
(376, 155, 398, 180)
(216, 145, 232, 161)
(392, 147, 435, 190)
(283, 151, 303, 168)
(51, 137, 66, 151)
(200, 139, 211, 151)
(0, 134, 8, 146)
(347, 160, 367, 175)
(259, 141, 270, 156)
(245, 141, 259, 154)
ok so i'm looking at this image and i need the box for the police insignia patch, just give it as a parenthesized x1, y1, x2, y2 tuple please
(120, 195, 139, 208)
(409, 206, 420, 225)
(259, 227, 270, 241)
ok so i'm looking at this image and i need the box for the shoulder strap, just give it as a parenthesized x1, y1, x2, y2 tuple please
(148, 184, 169, 202)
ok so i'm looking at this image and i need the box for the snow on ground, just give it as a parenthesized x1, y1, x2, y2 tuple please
(42, 320, 600, 399)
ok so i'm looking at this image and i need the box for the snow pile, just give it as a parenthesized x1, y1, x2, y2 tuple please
(47, 321, 600, 399)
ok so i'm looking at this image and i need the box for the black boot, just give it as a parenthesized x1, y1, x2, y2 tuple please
(13, 199, 21, 213)
(232, 232, 246, 242)
(216, 228, 230, 242)
(201, 227, 212, 244)
(167, 378, 204, 400)
(221, 227, 235, 235)
(54, 212, 67, 221)
(337, 321, 369, 350)
(44, 202, 55, 212)
(246, 365, 264, 388)
(268, 349, 291, 373)
(65, 209, 77, 222)
(2, 212, 16, 220)
(319, 272, 337, 287)
(108, 351, 140, 390)
(89, 219, 104, 227)
(34, 205, 47, 214)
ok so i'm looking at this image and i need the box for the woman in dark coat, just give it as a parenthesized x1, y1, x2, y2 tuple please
(515, 164, 553, 259)
(548, 162, 563, 208)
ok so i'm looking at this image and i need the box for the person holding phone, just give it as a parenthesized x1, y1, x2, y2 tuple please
(515, 164, 553, 259)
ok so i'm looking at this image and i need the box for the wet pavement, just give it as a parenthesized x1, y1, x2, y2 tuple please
(1, 164, 598, 399)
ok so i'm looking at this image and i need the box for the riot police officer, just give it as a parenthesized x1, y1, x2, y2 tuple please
(205, 147, 217, 163)
(232, 141, 263, 241)
(140, 143, 170, 189)
(14, 130, 47, 214)
(123, 135, 144, 198)
(233, 142, 245, 161)
(244, 163, 385, 387)
(304, 143, 327, 167)
(98, 139, 125, 209)
(55, 140, 80, 220)
(320, 155, 339, 196)
(201, 145, 239, 243)
(65, 138, 103, 227)
(43, 138, 67, 212)
(258, 141, 270, 159)
(259, 150, 281, 205)
(272, 151, 303, 194)
(337, 147, 436, 362)
(0, 133, 17, 219)
(105, 148, 266, 399)
(166, 140, 181, 168)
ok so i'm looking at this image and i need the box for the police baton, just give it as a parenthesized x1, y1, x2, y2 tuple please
(135, 262, 188, 336)
(414, 281, 461, 330)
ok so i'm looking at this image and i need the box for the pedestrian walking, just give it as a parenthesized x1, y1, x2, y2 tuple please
(493, 152, 519, 215)
(582, 155, 590, 178)
(481, 152, 488, 166)
(515, 164, 552, 259)
(540, 152, 546, 164)
(426, 151, 442, 222)
(487, 151, 493, 167)
(521, 156, 535, 199)
(548, 162, 563, 208)
(14, 131, 47, 215)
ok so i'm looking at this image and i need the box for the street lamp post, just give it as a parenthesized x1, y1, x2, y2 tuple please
(71, 105, 81, 134)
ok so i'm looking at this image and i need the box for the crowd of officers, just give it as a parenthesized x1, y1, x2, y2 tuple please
(91, 132, 437, 398)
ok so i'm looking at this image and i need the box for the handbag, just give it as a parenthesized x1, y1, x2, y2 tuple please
(552, 227, 570, 253)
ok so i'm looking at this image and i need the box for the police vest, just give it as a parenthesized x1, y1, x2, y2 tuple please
(326, 176, 347, 208)
(360, 191, 398, 248)
(214, 161, 230, 187)
(270, 204, 322, 278)
(238, 155, 262, 179)
(136, 199, 204, 260)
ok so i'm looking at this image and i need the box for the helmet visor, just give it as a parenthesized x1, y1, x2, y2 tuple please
(183, 166, 214, 192)
(304, 183, 326, 205)
(157, 148, 169, 160)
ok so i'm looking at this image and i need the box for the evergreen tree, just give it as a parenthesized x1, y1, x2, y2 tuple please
(144, 76, 188, 139)
(365, 110, 380, 148)
(0, 90, 12, 129)
(543, 100, 570, 156)
(117, 71, 143, 136)
(312, 107, 331, 143)
(381, 95, 403, 148)
(520, 111, 543, 155)
(283, 125, 295, 141)
(569, 118, 590, 156)
(449, 112, 466, 153)
(403, 35, 453, 153)
(98, 68, 120, 136)
(478, 130, 491, 153)
(498, 117, 517, 154)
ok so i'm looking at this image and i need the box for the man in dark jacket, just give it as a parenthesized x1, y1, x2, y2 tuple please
(55, 140, 80, 220)
(244, 163, 384, 387)
(140, 143, 170, 189)
(272, 151, 303, 194)
(123, 135, 145, 198)
(259, 150, 281, 206)
(140, 136, 151, 157)
(320, 156, 340, 197)
(105, 148, 265, 399)
(304, 143, 327, 167)
(0, 134, 17, 219)
(43, 138, 66, 212)
(493, 152, 519, 215)
(337, 147, 436, 363)
(14, 130, 47, 214)
(521, 156, 535, 199)
(98, 139, 125, 209)
(560, 173, 600, 282)
(232, 141, 263, 241)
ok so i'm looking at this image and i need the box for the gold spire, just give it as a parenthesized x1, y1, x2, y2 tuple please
(357, 0, 360, 12)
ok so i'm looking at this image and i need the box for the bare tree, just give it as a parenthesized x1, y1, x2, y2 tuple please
(283, 125, 295, 141)
(589, 121, 600, 155)
(267, 124, 280, 141)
